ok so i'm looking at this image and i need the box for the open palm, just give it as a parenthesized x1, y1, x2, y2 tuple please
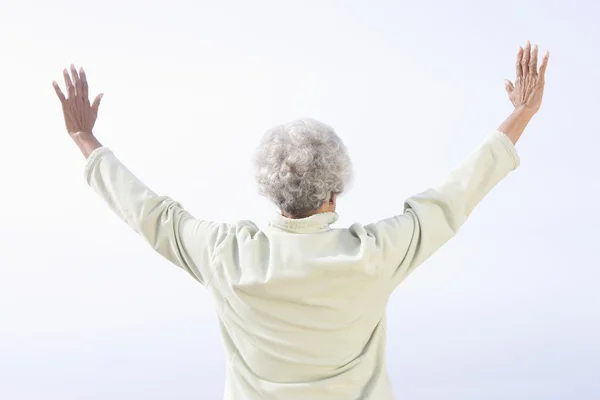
(53, 65, 104, 136)
(504, 41, 550, 113)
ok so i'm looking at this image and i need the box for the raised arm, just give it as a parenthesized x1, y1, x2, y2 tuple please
(53, 66, 229, 285)
(367, 41, 550, 288)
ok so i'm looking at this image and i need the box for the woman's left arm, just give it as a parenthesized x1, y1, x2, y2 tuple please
(53, 66, 229, 285)
(83, 142, 229, 284)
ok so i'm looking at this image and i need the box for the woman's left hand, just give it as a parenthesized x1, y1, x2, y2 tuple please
(53, 65, 104, 136)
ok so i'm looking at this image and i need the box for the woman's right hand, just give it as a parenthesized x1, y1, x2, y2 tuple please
(504, 41, 550, 113)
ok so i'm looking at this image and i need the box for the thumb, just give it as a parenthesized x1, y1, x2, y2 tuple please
(504, 79, 514, 94)
(91, 93, 104, 114)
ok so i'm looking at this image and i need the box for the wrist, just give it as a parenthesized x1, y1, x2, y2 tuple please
(71, 131, 103, 159)
(513, 105, 537, 120)
(499, 107, 536, 145)
(70, 131, 95, 141)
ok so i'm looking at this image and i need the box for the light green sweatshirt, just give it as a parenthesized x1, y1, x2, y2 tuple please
(84, 130, 519, 399)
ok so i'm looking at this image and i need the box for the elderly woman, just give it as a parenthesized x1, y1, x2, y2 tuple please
(53, 42, 549, 399)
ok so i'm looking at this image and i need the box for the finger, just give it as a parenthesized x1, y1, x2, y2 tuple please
(63, 69, 75, 98)
(521, 41, 531, 77)
(52, 81, 67, 103)
(529, 44, 539, 76)
(539, 50, 550, 81)
(91, 93, 104, 114)
(516, 46, 524, 79)
(80, 67, 89, 100)
(504, 79, 514, 94)
(70, 64, 82, 97)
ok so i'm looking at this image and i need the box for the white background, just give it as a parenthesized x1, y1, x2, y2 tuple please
(0, 0, 598, 398)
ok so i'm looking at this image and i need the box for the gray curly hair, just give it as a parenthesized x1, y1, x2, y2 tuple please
(253, 118, 353, 215)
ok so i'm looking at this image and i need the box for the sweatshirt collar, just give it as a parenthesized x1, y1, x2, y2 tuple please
(269, 212, 338, 233)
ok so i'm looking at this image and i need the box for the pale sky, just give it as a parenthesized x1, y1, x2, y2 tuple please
(1, 0, 599, 399)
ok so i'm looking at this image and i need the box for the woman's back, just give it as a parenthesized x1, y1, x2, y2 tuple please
(210, 214, 394, 398)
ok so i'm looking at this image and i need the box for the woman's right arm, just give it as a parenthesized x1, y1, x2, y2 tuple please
(366, 42, 549, 289)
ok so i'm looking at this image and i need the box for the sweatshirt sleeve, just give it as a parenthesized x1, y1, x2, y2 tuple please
(84, 147, 229, 285)
(365, 131, 520, 288)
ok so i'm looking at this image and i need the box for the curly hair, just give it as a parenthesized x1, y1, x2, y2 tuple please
(252, 118, 353, 215)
